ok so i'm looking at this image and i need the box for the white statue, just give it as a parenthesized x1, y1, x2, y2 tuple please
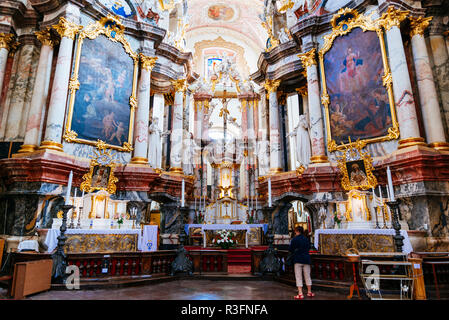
(278, 28, 290, 44)
(319, 205, 327, 229)
(287, 114, 311, 167)
(182, 132, 198, 175)
(148, 117, 162, 168)
(257, 140, 270, 176)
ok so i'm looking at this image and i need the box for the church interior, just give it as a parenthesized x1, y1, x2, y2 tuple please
(0, 0, 448, 301)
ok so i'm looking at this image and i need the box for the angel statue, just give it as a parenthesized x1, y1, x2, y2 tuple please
(287, 114, 311, 167)
(278, 28, 290, 44)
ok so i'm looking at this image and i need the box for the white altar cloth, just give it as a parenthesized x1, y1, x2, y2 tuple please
(17, 240, 39, 252)
(185, 224, 268, 235)
(314, 229, 413, 254)
(45, 229, 144, 253)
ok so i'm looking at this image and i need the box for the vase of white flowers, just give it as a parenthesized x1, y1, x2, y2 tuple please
(212, 229, 237, 249)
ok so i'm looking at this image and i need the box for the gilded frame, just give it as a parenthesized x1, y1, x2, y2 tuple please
(336, 138, 377, 191)
(63, 15, 138, 152)
(318, 8, 400, 152)
(80, 144, 118, 194)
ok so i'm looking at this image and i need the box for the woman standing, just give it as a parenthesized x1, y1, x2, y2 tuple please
(289, 226, 314, 299)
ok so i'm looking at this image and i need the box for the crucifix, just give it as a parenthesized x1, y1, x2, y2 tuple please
(219, 87, 231, 155)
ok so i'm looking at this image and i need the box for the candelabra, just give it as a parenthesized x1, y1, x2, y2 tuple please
(52, 204, 74, 284)
(259, 223, 281, 276)
(76, 207, 83, 229)
(381, 205, 388, 229)
(170, 207, 193, 276)
(373, 206, 380, 229)
(386, 200, 404, 253)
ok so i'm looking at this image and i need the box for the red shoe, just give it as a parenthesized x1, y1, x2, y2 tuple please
(307, 292, 315, 297)
(294, 294, 304, 300)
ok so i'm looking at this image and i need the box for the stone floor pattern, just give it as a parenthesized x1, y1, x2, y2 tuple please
(1, 280, 344, 300)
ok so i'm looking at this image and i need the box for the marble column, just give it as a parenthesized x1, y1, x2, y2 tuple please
(131, 54, 157, 164)
(264, 79, 283, 173)
(39, 17, 81, 152)
(381, 7, 426, 149)
(3, 42, 38, 141)
(298, 49, 327, 163)
(169, 78, 186, 173)
(429, 30, 449, 136)
(150, 93, 165, 168)
(409, 17, 449, 151)
(0, 33, 14, 99)
(19, 29, 57, 153)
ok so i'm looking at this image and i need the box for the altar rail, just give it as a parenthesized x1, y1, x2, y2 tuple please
(67, 251, 177, 278)
(189, 250, 228, 274)
(415, 252, 449, 300)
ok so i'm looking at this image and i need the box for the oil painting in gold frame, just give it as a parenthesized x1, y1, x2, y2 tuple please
(318, 8, 400, 152)
(63, 15, 138, 152)
(337, 138, 377, 191)
(80, 143, 118, 194)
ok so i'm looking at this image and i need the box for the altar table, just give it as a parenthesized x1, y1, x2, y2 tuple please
(314, 229, 413, 255)
(45, 227, 157, 253)
(184, 224, 268, 248)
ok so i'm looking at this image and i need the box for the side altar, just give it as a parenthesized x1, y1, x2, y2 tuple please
(47, 144, 158, 254)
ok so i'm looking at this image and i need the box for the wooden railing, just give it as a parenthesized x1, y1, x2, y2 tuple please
(66, 250, 177, 278)
(188, 250, 228, 274)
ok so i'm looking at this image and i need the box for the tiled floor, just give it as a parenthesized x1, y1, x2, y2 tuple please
(0, 280, 345, 300)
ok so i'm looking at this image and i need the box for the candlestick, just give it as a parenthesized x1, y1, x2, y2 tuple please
(386, 166, 395, 201)
(181, 179, 185, 207)
(65, 171, 73, 205)
(268, 178, 272, 207)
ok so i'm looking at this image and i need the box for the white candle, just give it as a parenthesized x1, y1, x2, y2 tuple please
(194, 195, 197, 211)
(378, 185, 383, 202)
(387, 166, 395, 201)
(65, 171, 73, 205)
(181, 179, 185, 207)
(386, 184, 391, 201)
(268, 178, 272, 207)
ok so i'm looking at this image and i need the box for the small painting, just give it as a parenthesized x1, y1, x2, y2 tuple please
(92, 165, 112, 189)
(323, 27, 392, 145)
(208, 4, 234, 21)
(71, 34, 134, 147)
(346, 160, 368, 188)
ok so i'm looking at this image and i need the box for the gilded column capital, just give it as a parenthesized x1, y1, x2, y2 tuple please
(409, 16, 432, 37)
(139, 53, 158, 71)
(379, 6, 409, 31)
(52, 17, 82, 40)
(295, 86, 308, 96)
(35, 28, 59, 48)
(171, 78, 187, 92)
(0, 33, 15, 50)
(264, 79, 281, 94)
(298, 48, 317, 69)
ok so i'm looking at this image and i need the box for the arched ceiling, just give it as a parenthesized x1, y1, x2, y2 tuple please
(185, 0, 268, 77)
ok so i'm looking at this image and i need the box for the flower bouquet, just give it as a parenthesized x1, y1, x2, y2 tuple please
(247, 210, 255, 224)
(117, 215, 124, 229)
(212, 229, 237, 249)
(333, 211, 342, 229)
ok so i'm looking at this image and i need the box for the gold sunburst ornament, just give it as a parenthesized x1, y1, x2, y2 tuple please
(80, 143, 118, 194)
(337, 137, 377, 191)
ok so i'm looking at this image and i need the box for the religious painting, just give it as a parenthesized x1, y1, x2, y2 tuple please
(346, 159, 368, 188)
(99, 0, 136, 19)
(91, 165, 111, 189)
(64, 16, 138, 152)
(206, 56, 222, 79)
(319, 9, 399, 152)
(208, 4, 234, 21)
(336, 138, 377, 191)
